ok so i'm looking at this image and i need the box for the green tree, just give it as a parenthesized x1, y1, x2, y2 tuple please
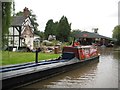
(44, 19, 55, 39)
(34, 31, 45, 40)
(53, 21, 58, 35)
(29, 10, 39, 31)
(56, 16, 71, 42)
(112, 25, 120, 45)
(15, 11, 23, 16)
(2, 2, 12, 49)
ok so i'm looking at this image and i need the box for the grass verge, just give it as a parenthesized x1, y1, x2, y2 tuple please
(2, 51, 60, 66)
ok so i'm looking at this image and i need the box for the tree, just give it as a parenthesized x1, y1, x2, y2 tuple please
(34, 31, 45, 40)
(2, 2, 12, 49)
(29, 9, 39, 31)
(53, 21, 58, 35)
(112, 25, 120, 45)
(15, 11, 23, 16)
(56, 16, 71, 42)
(44, 16, 71, 42)
(44, 19, 55, 39)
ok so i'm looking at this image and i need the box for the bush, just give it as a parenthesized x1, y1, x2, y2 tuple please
(42, 40, 54, 46)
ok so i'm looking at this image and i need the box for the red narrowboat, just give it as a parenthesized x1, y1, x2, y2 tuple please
(61, 45, 100, 61)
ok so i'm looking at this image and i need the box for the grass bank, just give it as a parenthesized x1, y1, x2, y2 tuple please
(2, 51, 60, 66)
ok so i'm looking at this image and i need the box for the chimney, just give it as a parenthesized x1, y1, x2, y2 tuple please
(92, 28, 98, 33)
(23, 7, 30, 18)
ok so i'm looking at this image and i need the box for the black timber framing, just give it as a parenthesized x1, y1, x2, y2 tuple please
(10, 26, 22, 48)
(9, 15, 36, 49)
(19, 26, 21, 48)
(13, 26, 15, 47)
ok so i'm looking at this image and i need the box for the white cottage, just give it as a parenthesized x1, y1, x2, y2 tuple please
(9, 7, 40, 50)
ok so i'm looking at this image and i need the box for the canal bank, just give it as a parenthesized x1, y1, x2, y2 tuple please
(19, 47, 118, 89)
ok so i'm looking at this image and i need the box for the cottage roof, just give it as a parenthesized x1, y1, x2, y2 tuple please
(11, 16, 26, 27)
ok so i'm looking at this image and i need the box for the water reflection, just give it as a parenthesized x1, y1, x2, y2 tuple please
(21, 60, 98, 89)
(20, 47, 118, 89)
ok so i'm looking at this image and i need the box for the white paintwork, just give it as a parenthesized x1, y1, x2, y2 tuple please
(8, 17, 40, 50)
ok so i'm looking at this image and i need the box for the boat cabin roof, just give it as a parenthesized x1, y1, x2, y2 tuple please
(80, 45, 93, 48)
(65, 45, 94, 49)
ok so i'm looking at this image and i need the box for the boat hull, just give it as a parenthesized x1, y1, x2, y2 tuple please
(1, 55, 99, 90)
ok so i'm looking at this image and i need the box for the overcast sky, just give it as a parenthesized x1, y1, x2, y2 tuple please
(14, 0, 119, 37)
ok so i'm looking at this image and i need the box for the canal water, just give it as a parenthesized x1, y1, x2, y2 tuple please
(20, 47, 119, 89)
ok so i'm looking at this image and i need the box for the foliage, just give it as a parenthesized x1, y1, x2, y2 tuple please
(44, 19, 54, 39)
(51, 40, 61, 45)
(2, 51, 60, 65)
(44, 16, 71, 42)
(68, 37, 74, 45)
(34, 31, 45, 40)
(2, 2, 12, 49)
(112, 25, 120, 45)
(60, 42, 71, 49)
(15, 11, 23, 16)
(42, 41, 54, 46)
(53, 21, 59, 36)
(29, 9, 39, 31)
(44, 19, 58, 39)
(56, 16, 71, 42)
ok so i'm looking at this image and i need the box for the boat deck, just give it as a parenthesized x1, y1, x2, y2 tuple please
(1, 58, 80, 80)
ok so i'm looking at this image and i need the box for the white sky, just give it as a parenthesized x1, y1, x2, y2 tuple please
(14, 0, 119, 38)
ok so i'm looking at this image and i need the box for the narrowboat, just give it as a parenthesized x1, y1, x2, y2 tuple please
(61, 45, 100, 61)
(1, 45, 100, 90)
